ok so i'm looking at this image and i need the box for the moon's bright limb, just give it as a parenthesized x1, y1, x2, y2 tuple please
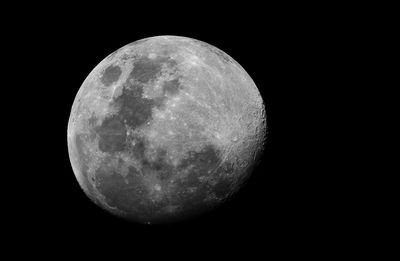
(67, 36, 266, 223)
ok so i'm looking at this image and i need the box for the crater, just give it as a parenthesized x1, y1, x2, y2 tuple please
(100, 64, 122, 86)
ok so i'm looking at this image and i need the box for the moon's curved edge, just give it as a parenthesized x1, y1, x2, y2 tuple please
(67, 35, 268, 215)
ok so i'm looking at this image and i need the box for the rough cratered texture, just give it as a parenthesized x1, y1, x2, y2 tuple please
(67, 36, 267, 224)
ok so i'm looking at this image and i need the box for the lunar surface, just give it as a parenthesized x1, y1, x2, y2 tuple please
(67, 36, 266, 224)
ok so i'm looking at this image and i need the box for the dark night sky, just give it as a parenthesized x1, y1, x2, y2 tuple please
(9, 6, 348, 255)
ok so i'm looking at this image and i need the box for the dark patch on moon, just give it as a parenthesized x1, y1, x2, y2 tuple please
(165, 144, 223, 217)
(213, 176, 233, 198)
(100, 65, 122, 86)
(129, 55, 179, 84)
(114, 83, 157, 129)
(179, 145, 221, 175)
(87, 113, 98, 127)
(162, 78, 182, 96)
(94, 55, 181, 155)
(91, 138, 225, 222)
(129, 57, 163, 83)
(95, 117, 127, 153)
(94, 83, 156, 155)
(170, 180, 212, 220)
(95, 166, 145, 216)
(141, 149, 175, 181)
(127, 135, 147, 160)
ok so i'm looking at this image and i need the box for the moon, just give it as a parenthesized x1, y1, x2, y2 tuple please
(67, 36, 267, 224)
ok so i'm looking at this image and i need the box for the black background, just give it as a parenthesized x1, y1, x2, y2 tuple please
(8, 5, 352, 256)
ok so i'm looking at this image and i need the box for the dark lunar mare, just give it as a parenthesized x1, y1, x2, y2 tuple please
(95, 117, 127, 153)
(129, 56, 177, 84)
(100, 65, 122, 86)
(95, 165, 147, 218)
(169, 146, 222, 213)
(211, 161, 236, 198)
(94, 55, 180, 154)
(73, 128, 232, 223)
(93, 141, 227, 223)
(85, 54, 236, 223)
(162, 79, 182, 96)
